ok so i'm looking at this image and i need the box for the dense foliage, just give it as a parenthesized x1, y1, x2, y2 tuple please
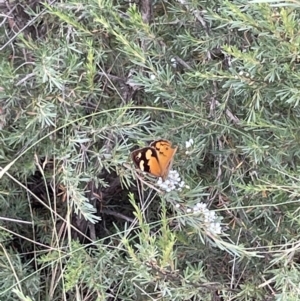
(1, 0, 300, 300)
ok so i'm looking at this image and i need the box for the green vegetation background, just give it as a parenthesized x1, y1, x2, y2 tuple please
(1, 0, 300, 300)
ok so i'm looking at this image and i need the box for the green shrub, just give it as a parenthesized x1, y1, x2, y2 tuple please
(1, 0, 300, 300)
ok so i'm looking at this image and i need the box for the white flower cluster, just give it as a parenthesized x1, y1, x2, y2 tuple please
(150, 74, 156, 80)
(189, 202, 222, 235)
(185, 138, 194, 149)
(170, 57, 177, 68)
(156, 170, 187, 192)
(185, 138, 194, 155)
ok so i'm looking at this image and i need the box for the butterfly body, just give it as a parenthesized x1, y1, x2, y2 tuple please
(131, 139, 177, 181)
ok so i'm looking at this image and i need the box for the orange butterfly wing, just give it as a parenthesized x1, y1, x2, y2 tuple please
(131, 140, 177, 180)
(131, 147, 163, 178)
(150, 140, 177, 180)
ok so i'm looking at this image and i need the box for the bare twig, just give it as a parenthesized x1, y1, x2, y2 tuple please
(140, 0, 152, 24)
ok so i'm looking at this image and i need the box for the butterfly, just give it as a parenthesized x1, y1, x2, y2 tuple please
(131, 139, 177, 181)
